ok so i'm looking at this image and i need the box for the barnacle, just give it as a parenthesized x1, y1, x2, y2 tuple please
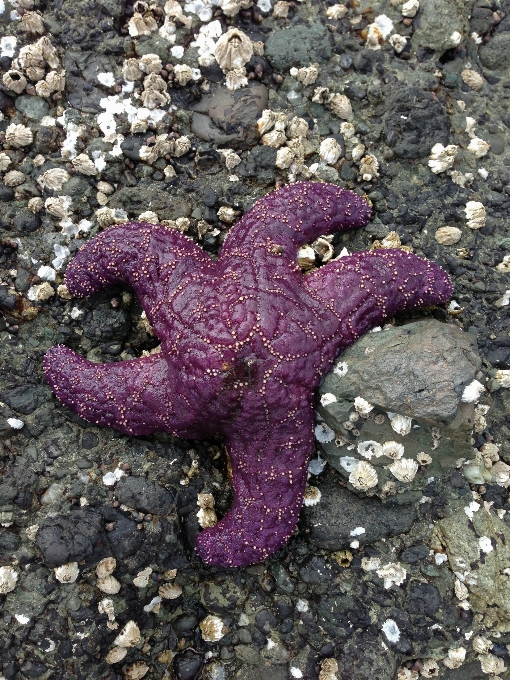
(214, 28, 253, 72)
(72, 154, 97, 176)
(2, 69, 27, 94)
(21, 10, 45, 34)
(54, 562, 79, 583)
(3, 170, 26, 187)
(464, 201, 486, 230)
(38, 167, 70, 191)
(199, 615, 225, 642)
(349, 460, 378, 490)
(290, 64, 319, 85)
(428, 143, 457, 174)
(388, 458, 418, 483)
(173, 64, 194, 86)
(114, 621, 141, 648)
(0, 566, 18, 594)
(139, 53, 162, 74)
(319, 138, 342, 165)
(461, 69, 483, 91)
(226, 68, 248, 90)
(328, 93, 353, 120)
(5, 123, 33, 148)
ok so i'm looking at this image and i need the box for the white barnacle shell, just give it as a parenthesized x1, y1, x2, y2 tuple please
(0, 566, 18, 594)
(496, 256, 510, 274)
(464, 201, 486, 229)
(472, 636, 492, 655)
(217, 206, 236, 223)
(128, 11, 158, 37)
(420, 659, 439, 677)
(276, 146, 295, 169)
(0, 152, 12, 172)
(262, 129, 286, 148)
(54, 562, 79, 583)
(2, 69, 27, 94)
(351, 142, 365, 162)
(388, 458, 418, 483)
(454, 578, 469, 600)
(3, 170, 26, 187)
(443, 647, 466, 669)
(72, 153, 97, 176)
(326, 4, 348, 19)
(313, 236, 334, 262)
(200, 615, 225, 642)
(320, 393, 336, 407)
(96, 574, 121, 595)
(138, 210, 159, 223)
(46, 69, 66, 91)
(303, 485, 321, 506)
(226, 67, 249, 90)
(461, 379, 485, 402)
(140, 88, 169, 109)
(170, 136, 191, 157)
(273, 1, 290, 18)
(389, 414, 412, 436)
(28, 197, 44, 213)
(328, 93, 353, 120)
(105, 646, 127, 664)
(197, 492, 218, 528)
(215, 28, 253, 72)
(257, 109, 276, 135)
(461, 69, 483, 91)
(376, 562, 407, 588)
(286, 116, 308, 139)
(290, 64, 319, 86)
(467, 137, 490, 158)
(98, 598, 116, 622)
(389, 34, 407, 53)
(349, 461, 378, 490)
(133, 567, 152, 589)
(354, 396, 373, 416)
(5, 123, 33, 148)
(401, 0, 419, 17)
(124, 662, 150, 680)
(428, 143, 457, 174)
(359, 154, 379, 181)
(173, 64, 194, 86)
(496, 369, 510, 387)
(478, 654, 506, 675)
(159, 582, 183, 599)
(357, 440, 383, 460)
(220, 0, 244, 17)
(315, 422, 335, 443)
(416, 451, 432, 465)
(39, 167, 70, 190)
(96, 557, 116, 579)
(114, 620, 141, 648)
(22, 10, 46, 34)
(139, 53, 162, 74)
(319, 138, 342, 165)
(435, 226, 461, 245)
(382, 441, 404, 460)
(123, 58, 143, 81)
(45, 196, 72, 219)
(298, 245, 316, 270)
(488, 460, 510, 485)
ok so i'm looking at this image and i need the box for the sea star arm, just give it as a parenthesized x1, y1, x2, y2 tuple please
(64, 223, 210, 320)
(43, 346, 202, 437)
(305, 249, 453, 345)
(219, 182, 371, 258)
(195, 391, 314, 567)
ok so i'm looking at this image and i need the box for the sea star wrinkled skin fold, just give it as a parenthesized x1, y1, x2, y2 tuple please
(44, 182, 452, 568)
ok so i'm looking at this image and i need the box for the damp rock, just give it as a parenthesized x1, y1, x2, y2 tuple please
(383, 87, 451, 158)
(479, 32, 510, 72)
(412, 0, 469, 55)
(304, 483, 416, 551)
(431, 505, 510, 631)
(191, 83, 268, 150)
(318, 320, 480, 425)
(265, 23, 333, 72)
(115, 476, 175, 515)
(35, 509, 106, 568)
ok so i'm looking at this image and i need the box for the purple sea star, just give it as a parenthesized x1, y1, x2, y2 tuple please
(44, 182, 452, 567)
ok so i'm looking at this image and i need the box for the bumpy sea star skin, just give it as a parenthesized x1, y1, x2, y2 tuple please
(44, 182, 452, 567)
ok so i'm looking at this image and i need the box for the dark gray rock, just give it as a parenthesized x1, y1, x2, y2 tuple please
(480, 32, 510, 71)
(319, 320, 480, 425)
(0, 184, 15, 202)
(0, 482, 17, 504)
(35, 508, 106, 567)
(383, 87, 451, 158)
(334, 635, 399, 680)
(265, 23, 333, 72)
(115, 475, 175, 515)
(0, 385, 52, 415)
(82, 306, 130, 343)
(13, 209, 41, 233)
(191, 84, 268, 150)
(412, 0, 469, 54)
(108, 186, 192, 220)
(304, 484, 416, 550)
(15, 95, 50, 121)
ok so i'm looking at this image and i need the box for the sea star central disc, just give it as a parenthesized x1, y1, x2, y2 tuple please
(44, 182, 452, 567)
